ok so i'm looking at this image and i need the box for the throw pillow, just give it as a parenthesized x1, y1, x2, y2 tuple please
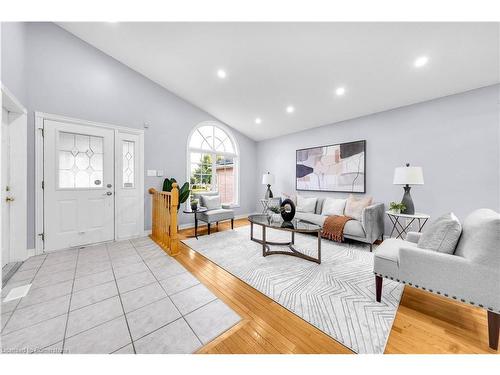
(201, 195, 221, 210)
(344, 194, 373, 221)
(296, 195, 317, 213)
(281, 192, 297, 206)
(321, 198, 347, 216)
(417, 212, 462, 254)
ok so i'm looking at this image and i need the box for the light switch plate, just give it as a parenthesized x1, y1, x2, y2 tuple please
(156, 170, 164, 177)
(147, 169, 157, 177)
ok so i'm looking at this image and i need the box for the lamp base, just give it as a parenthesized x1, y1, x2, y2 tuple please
(265, 185, 274, 199)
(401, 185, 415, 214)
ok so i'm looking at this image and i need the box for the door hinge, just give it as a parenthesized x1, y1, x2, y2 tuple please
(38, 233, 45, 241)
(41, 181, 44, 189)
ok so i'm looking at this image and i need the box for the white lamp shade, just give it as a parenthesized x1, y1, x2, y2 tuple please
(262, 173, 275, 185)
(393, 166, 424, 185)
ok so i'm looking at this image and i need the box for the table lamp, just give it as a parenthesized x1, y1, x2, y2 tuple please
(262, 172, 275, 199)
(393, 163, 424, 214)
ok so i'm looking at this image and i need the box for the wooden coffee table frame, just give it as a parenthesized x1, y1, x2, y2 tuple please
(249, 219, 322, 264)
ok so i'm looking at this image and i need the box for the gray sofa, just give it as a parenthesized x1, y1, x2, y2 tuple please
(192, 192, 234, 234)
(373, 208, 500, 350)
(293, 197, 385, 251)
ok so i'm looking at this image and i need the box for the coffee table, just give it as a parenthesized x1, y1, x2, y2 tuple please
(248, 214, 322, 264)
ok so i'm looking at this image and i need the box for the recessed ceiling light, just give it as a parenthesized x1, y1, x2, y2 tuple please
(335, 87, 346, 96)
(414, 56, 429, 68)
(286, 106, 295, 114)
(217, 69, 227, 79)
(255, 118, 262, 124)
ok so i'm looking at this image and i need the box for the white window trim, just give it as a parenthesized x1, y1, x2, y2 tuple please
(186, 121, 240, 207)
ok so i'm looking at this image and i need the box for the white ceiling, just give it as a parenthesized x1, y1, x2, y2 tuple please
(58, 22, 499, 141)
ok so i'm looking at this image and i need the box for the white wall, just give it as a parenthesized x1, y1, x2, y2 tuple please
(256, 85, 500, 232)
(1, 22, 258, 248)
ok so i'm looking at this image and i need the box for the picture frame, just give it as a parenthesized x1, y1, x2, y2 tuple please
(296, 140, 366, 193)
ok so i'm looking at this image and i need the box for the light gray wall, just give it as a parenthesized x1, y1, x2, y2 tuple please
(1, 22, 257, 249)
(256, 85, 500, 233)
(1, 22, 27, 104)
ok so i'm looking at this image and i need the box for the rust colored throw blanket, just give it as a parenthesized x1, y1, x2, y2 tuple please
(322, 215, 353, 242)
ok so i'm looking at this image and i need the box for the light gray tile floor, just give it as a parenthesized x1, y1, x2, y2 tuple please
(1, 237, 240, 354)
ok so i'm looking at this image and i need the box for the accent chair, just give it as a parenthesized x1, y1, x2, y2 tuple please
(373, 208, 500, 350)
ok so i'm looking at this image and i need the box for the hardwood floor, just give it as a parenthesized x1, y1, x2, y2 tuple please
(173, 219, 497, 354)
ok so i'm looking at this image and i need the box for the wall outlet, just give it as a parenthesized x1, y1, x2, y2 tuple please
(147, 169, 157, 177)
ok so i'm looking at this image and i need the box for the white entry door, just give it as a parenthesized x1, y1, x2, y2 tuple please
(44, 120, 115, 251)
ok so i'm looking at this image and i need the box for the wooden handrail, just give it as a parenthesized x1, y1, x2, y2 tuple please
(148, 184, 179, 256)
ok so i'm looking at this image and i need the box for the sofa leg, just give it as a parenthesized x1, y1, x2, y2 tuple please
(488, 311, 499, 350)
(375, 275, 383, 302)
(208, 223, 211, 235)
(369, 243, 373, 252)
(231, 218, 234, 229)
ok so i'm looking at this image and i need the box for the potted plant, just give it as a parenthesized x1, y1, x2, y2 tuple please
(162, 177, 190, 210)
(268, 206, 283, 222)
(389, 202, 406, 214)
(190, 197, 199, 211)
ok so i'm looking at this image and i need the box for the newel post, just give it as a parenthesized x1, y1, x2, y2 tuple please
(170, 183, 179, 256)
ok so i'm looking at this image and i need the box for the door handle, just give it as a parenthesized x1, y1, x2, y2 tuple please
(5, 196, 15, 202)
(104, 191, 113, 196)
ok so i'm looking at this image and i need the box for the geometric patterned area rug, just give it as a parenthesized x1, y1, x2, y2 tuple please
(182, 225, 404, 354)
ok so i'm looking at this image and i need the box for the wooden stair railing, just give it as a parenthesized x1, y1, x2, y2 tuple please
(148, 184, 179, 256)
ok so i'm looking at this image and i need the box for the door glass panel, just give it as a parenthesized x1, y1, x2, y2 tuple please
(122, 140, 135, 188)
(58, 131, 104, 188)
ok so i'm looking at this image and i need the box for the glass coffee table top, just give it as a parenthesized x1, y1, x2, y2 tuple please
(248, 214, 321, 233)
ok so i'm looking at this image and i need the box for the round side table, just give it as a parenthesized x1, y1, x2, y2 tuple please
(386, 211, 430, 239)
(183, 207, 208, 239)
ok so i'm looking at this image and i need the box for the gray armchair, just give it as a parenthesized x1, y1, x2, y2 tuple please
(192, 192, 235, 235)
(373, 208, 500, 350)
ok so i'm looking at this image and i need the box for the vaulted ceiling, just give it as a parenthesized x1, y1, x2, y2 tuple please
(59, 22, 499, 141)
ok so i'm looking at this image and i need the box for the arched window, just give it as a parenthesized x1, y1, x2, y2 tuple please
(187, 122, 239, 205)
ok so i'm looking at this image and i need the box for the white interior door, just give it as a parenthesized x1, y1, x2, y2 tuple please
(2, 108, 11, 266)
(116, 132, 144, 239)
(44, 120, 115, 251)
(1, 103, 27, 266)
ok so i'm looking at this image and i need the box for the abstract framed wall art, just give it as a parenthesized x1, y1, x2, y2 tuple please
(296, 140, 366, 193)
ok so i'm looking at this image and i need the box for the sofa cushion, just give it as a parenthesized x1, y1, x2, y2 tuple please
(321, 198, 347, 216)
(454, 208, 500, 267)
(197, 208, 234, 223)
(295, 212, 326, 227)
(374, 238, 414, 279)
(296, 196, 317, 213)
(315, 197, 325, 214)
(344, 194, 373, 221)
(417, 212, 462, 254)
(294, 212, 366, 238)
(200, 194, 221, 210)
